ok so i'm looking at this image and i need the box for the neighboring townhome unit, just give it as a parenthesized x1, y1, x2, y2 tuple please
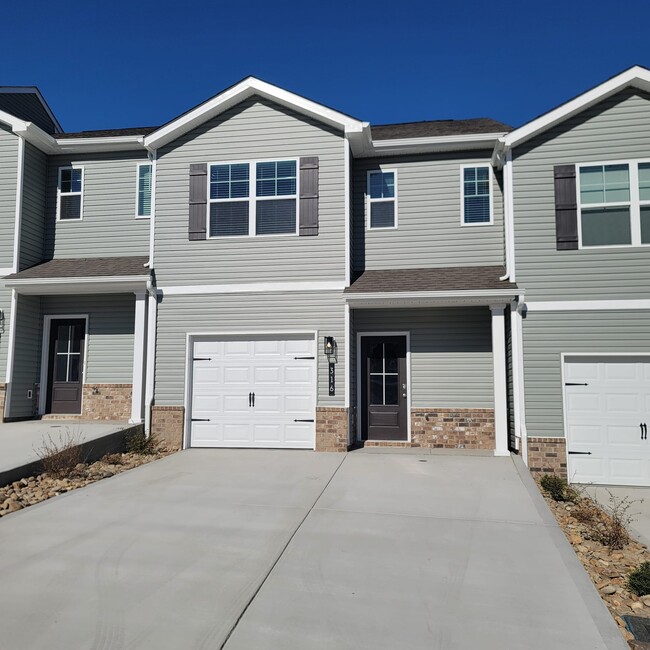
(494, 66, 650, 486)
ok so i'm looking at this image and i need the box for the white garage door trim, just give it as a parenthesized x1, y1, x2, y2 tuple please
(183, 330, 318, 450)
(561, 352, 650, 486)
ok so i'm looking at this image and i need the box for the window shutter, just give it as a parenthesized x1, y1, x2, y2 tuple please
(189, 163, 207, 241)
(299, 156, 319, 236)
(554, 164, 578, 250)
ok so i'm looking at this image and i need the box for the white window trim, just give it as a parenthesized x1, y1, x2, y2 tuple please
(56, 166, 84, 221)
(135, 161, 152, 219)
(366, 169, 398, 230)
(460, 163, 494, 226)
(576, 158, 650, 249)
(206, 158, 300, 239)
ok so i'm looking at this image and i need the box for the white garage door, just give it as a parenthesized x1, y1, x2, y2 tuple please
(565, 356, 650, 486)
(189, 336, 316, 449)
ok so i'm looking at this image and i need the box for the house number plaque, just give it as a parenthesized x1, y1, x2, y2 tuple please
(328, 362, 335, 396)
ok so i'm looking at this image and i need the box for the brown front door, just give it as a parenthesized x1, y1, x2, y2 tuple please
(361, 336, 407, 441)
(47, 319, 85, 415)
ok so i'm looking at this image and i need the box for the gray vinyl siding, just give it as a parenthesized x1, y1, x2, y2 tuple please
(41, 294, 135, 384)
(45, 152, 150, 259)
(154, 291, 345, 406)
(9, 295, 41, 418)
(20, 143, 47, 270)
(0, 125, 18, 268)
(155, 96, 346, 286)
(353, 307, 493, 408)
(0, 93, 57, 134)
(522, 309, 650, 438)
(513, 88, 650, 301)
(352, 152, 505, 271)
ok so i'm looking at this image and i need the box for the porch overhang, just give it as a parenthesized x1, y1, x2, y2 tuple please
(1, 256, 151, 295)
(344, 266, 519, 308)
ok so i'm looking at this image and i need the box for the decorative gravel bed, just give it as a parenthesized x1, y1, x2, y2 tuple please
(0, 450, 173, 517)
(540, 486, 650, 647)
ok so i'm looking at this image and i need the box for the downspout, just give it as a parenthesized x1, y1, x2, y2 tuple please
(512, 294, 528, 464)
(499, 147, 514, 282)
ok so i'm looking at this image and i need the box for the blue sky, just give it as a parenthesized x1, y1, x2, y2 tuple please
(2, 0, 650, 132)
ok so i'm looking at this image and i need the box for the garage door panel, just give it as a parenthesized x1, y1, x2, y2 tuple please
(566, 357, 650, 486)
(189, 336, 316, 449)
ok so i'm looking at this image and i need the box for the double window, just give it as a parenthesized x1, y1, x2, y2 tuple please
(578, 161, 650, 247)
(57, 167, 84, 220)
(461, 165, 492, 225)
(367, 170, 397, 229)
(209, 159, 298, 237)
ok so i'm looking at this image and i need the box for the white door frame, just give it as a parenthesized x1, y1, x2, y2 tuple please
(38, 314, 90, 416)
(183, 330, 319, 450)
(356, 331, 412, 443)
(561, 352, 650, 483)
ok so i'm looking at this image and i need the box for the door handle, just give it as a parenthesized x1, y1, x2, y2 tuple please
(642, 423, 648, 440)
(402, 383, 407, 398)
(252, 392, 255, 407)
(248, 392, 252, 407)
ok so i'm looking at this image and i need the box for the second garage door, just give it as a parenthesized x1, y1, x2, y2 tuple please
(565, 356, 650, 486)
(189, 335, 316, 449)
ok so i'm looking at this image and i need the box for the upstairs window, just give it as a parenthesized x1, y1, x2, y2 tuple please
(57, 167, 83, 220)
(578, 161, 650, 247)
(367, 170, 397, 229)
(136, 163, 152, 218)
(208, 160, 297, 237)
(461, 165, 492, 225)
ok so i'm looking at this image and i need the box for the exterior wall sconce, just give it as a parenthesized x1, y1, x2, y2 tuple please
(324, 336, 336, 358)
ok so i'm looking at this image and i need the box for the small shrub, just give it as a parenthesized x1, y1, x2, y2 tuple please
(125, 429, 159, 455)
(540, 475, 570, 501)
(592, 491, 634, 550)
(571, 496, 601, 524)
(36, 430, 83, 479)
(102, 453, 125, 465)
(629, 562, 650, 596)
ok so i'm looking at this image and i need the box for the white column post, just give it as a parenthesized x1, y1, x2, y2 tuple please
(491, 304, 509, 456)
(143, 291, 158, 435)
(130, 290, 148, 424)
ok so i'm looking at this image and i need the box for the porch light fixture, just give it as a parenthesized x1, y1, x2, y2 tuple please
(324, 336, 336, 358)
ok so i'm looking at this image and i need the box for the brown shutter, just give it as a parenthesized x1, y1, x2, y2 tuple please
(299, 156, 319, 236)
(189, 163, 207, 241)
(554, 164, 578, 250)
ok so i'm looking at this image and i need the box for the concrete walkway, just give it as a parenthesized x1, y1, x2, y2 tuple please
(0, 420, 135, 485)
(0, 449, 626, 650)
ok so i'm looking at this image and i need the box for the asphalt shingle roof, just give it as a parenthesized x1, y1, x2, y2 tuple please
(4, 256, 150, 280)
(370, 118, 512, 140)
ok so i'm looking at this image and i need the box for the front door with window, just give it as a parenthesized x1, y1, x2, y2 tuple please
(361, 336, 407, 441)
(47, 319, 85, 414)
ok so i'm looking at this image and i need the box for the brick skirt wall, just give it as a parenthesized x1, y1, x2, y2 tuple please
(410, 408, 495, 449)
(527, 437, 567, 479)
(316, 407, 349, 452)
(151, 406, 185, 451)
(42, 384, 132, 421)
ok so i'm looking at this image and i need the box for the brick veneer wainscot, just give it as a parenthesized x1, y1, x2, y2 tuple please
(150, 406, 185, 450)
(527, 437, 567, 479)
(316, 407, 349, 452)
(411, 408, 495, 449)
(82, 384, 132, 421)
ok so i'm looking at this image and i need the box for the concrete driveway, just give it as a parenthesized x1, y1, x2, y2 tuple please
(0, 450, 625, 650)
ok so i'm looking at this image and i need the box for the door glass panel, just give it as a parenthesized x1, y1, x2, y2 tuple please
(69, 355, 80, 382)
(57, 325, 70, 349)
(71, 327, 82, 353)
(369, 375, 383, 405)
(385, 342, 399, 373)
(55, 354, 68, 382)
(369, 343, 383, 373)
(384, 375, 398, 405)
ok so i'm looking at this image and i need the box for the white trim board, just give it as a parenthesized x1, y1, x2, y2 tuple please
(38, 314, 90, 416)
(160, 280, 345, 296)
(355, 331, 412, 444)
(526, 300, 650, 312)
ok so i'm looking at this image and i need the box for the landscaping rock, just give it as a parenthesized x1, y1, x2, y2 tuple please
(602, 585, 618, 595)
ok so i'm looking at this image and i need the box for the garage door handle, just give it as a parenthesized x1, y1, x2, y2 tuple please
(565, 382, 589, 386)
(568, 451, 591, 455)
(294, 419, 314, 422)
(641, 423, 648, 440)
(249, 392, 252, 407)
